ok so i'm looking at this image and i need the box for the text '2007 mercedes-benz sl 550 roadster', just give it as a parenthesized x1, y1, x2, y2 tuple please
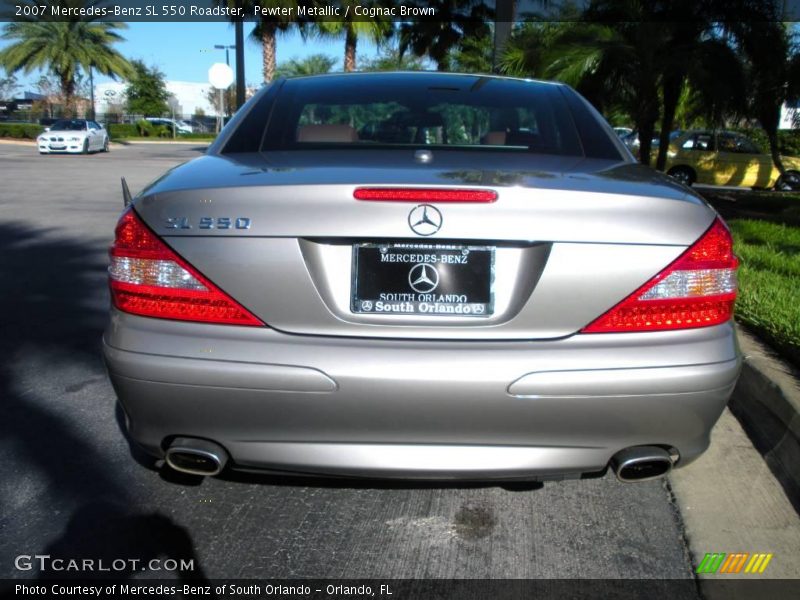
(103, 72, 741, 483)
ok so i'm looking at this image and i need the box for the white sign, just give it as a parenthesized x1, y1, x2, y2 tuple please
(208, 63, 234, 89)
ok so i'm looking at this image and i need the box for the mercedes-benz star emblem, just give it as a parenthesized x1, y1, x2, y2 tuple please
(408, 263, 440, 294)
(408, 204, 442, 236)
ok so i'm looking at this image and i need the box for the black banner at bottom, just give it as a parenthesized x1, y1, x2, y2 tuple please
(3, 579, 800, 600)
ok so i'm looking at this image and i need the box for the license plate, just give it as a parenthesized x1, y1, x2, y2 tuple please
(352, 243, 494, 316)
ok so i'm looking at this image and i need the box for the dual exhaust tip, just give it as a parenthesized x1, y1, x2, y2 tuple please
(165, 437, 228, 476)
(611, 445, 675, 482)
(164, 438, 675, 482)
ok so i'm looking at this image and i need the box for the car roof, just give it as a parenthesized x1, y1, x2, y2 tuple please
(275, 70, 564, 88)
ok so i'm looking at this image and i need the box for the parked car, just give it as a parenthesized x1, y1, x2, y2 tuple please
(623, 130, 683, 153)
(663, 130, 800, 190)
(183, 119, 208, 133)
(613, 126, 633, 137)
(37, 118, 109, 154)
(104, 72, 741, 483)
(144, 117, 192, 135)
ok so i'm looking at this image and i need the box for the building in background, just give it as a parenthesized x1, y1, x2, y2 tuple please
(780, 101, 799, 130)
(94, 80, 218, 119)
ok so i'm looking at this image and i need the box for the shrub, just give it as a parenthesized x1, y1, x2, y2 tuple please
(778, 130, 800, 157)
(734, 128, 800, 157)
(107, 123, 138, 139)
(0, 123, 44, 139)
(135, 119, 154, 137)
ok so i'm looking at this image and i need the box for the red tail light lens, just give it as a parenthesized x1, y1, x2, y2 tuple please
(354, 188, 497, 203)
(109, 210, 262, 326)
(582, 218, 738, 333)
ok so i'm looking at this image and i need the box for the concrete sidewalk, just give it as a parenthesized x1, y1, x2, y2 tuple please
(669, 326, 800, 597)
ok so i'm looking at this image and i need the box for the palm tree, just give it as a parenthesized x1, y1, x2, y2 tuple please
(724, 13, 800, 176)
(508, 18, 667, 165)
(360, 44, 426, 71)
(251, 1, 300, 83)
(311, 1, 393, 72)
(222, 1, 299, 83)
(503, 2, 723, 167)
(654, 35, 745, 170)
(275, 54, 337, 78)
(398, 0, 493, 71)
(0, 4, 132, 116)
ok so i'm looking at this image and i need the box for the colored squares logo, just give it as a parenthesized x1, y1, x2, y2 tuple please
(696, 553, 773, 574)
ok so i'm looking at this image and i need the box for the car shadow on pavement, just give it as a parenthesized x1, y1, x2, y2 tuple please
(0, 223, 210, 584)
(37, 502, 211, 584)
(215, 468, 546, 493)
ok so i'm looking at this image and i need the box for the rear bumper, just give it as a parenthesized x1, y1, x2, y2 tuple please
(103, 310, 741, 479)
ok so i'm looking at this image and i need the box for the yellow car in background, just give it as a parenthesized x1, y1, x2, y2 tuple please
(663, 130, 800, 190)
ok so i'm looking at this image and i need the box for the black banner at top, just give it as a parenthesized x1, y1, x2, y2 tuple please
(0, 0, 798, 23)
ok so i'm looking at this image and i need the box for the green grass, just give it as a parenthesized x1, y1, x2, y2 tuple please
(729, 219, 800, 365)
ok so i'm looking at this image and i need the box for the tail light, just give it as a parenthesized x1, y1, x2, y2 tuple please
(582, 218, 738, 333)
(108, 209, 262, 326)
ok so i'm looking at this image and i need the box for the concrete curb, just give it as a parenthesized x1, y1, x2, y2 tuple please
(115, 140, 212, 145)
(0, 138, 34, 145)
(731, 326, 800, 513)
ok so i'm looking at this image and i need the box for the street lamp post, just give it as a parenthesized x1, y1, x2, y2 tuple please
(214, 44, 236, 67)
(208, 44, 236, 127)
(89, 64, 94, 120)
(235, 14, 245, 109)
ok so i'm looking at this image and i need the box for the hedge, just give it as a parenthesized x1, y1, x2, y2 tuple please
(0, 121, 216, 141)
(735, 128, 800, 157)
(107, 123, 138, 138)
(0, 123, 44, 139)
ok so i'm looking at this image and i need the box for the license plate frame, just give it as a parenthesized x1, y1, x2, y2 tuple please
(351, 243, 495, 317)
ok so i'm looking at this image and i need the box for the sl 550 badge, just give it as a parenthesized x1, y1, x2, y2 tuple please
(165, 217, 252, 230)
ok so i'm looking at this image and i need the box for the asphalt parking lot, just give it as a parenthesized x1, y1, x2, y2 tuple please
(0, 142, 797, 593)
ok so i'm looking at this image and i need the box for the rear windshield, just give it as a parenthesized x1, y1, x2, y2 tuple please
(257, 74, 622, 160)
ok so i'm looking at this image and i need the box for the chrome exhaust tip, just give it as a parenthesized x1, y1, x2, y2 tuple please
(165, 437, 228, 476)
(611, 446, 674, 483)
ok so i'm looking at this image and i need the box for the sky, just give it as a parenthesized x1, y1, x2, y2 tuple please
(1, 21, 382, 92)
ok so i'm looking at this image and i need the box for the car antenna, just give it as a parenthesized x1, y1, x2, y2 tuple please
(121, 177, 132, 207)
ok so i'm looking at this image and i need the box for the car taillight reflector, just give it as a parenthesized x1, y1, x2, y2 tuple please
(582, 218, 738, 333)
(108, 209, 262, 326)
(354, 188, 498, 202)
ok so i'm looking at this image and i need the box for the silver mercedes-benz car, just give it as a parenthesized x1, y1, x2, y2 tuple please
(103, 72, 741, 483)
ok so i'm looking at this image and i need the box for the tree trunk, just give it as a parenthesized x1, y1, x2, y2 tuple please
(635, 85, 660, 166)
(262, 21, 277, 83)
(656, 74, 682, 171)
(766, 129, 786, 175)
(60, 74, 75, 118)
(344, 27, 357, 72)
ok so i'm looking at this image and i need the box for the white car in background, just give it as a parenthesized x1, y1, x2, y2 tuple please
(37, 119, 109, 154)
(145, 118, 193, 134)
(613, 126, 633, 137)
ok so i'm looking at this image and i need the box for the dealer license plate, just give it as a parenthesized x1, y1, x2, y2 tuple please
(352, 243, 494, 316)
